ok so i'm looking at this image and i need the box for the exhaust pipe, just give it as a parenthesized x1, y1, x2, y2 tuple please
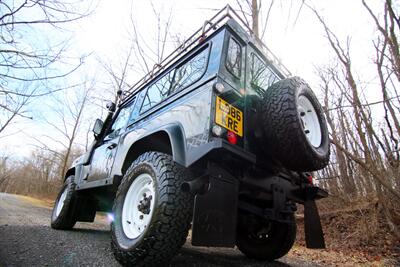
(181, 175, 209, 194)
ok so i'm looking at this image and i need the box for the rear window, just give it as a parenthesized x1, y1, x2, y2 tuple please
(141, 46, 209, 113)
(170, 48, 208, 94)
(226, 37, 241, 77)
(250, 53, 279, 92)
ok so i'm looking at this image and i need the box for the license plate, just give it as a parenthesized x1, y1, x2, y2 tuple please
(215, 96, 243, 137)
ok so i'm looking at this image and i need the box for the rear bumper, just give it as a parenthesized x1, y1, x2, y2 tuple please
(241, 172, 328, 204)
(185, 137, 256, 167)
(189, 138, 328, 203)
(213, 139, 256, 163)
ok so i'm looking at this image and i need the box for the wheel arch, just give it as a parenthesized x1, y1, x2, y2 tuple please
(121, 125, 187, 175)
(64, 168, 75, 182)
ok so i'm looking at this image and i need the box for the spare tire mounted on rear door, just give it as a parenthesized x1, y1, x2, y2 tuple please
(261, 77, 330, 171)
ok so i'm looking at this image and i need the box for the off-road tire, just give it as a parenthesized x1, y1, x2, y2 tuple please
(236, 213, 297, 261)
(261, 77, 330, 171)
(111, 152, 193, 266)
(51, 176, 77, 230)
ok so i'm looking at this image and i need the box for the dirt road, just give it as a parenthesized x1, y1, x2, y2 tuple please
(0, 193, 319, 267)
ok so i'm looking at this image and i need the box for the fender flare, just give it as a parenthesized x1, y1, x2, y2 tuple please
(64, 168, 75, 182)
(162, 124, 187, 166)
(119, 123, 188, 175)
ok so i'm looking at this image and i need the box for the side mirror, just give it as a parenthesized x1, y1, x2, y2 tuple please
(92, 118, 104, 137)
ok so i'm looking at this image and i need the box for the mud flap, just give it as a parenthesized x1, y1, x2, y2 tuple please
(191, 164, 238, 247)
(75, 196, 97, 222)
(304, 199, 325, 249)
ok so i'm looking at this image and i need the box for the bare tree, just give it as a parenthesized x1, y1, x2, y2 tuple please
(0, 152, 12, 190)
(0, 147, 82, 197)
(234, 0, 304, 40)
(0, 0, 93, 135)
(32, 81, 92, 179)
(235, 0, 264, 38)
(97, 43, 135, 104)
(127, 1, 173, 76)
(93, 0, 176, 109)
(307, 1, 400, 237)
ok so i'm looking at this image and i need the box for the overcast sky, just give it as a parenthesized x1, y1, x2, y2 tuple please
(0, 0, 383, 158)
(72, 0, 379, 82)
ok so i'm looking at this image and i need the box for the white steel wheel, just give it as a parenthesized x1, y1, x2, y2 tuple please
(121, 173, 155, 239)
(111, 152, 194, 265)
(298, 95, 322, 148)
(55, 187, 68, 217)
(51, 176, 77, 230)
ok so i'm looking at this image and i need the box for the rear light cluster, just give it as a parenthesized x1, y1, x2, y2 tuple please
(227, 131, 237, 145)
(307, 174, 314, 185)
(211, 125, 238, 145)
(212, 83, 241, 146)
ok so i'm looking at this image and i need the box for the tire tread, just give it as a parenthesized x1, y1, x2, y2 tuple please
(262, 77, 330, 171)
(50, 176, 77, 230)
(111, 152, 192, 266)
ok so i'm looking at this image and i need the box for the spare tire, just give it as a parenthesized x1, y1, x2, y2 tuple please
(261, 77, 330, 171)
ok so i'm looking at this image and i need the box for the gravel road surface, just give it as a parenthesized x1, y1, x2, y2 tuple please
(0, 193, 319, 267)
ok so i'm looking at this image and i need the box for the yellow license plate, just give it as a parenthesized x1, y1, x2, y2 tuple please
(215, 96, 243, 137)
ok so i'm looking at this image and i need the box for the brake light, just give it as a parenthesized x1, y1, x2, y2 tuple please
(307, 175, 313, 185)
(227, 131, 237, 145)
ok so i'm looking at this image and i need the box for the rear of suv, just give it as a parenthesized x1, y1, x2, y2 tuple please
(51, 6, 330, 266)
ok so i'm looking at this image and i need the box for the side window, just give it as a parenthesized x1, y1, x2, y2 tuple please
(107, 102, 134, 139)
(141, 71, 174, 113)
(140, 46, 209, 114)
(170, 47, 208, 94)
(226, 37, 241, 77)
(250, 54, 279, 92)
(127, 97, 138, 124)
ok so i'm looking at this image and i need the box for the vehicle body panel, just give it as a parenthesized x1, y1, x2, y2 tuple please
(113, 82, 214, 174)
(64, 16, 327, 249)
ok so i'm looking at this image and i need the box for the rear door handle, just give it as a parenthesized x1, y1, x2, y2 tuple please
(107, 143, 117, 150)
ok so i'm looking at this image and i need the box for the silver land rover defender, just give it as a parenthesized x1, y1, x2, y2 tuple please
(51, 6, 330, 266)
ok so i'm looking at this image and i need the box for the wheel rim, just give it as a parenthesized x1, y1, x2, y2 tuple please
(121, 173, 155, 239)
(56, 187, 68, 217)
(298, 95, 322, 147)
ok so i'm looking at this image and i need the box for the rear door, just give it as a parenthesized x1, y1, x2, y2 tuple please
(246, 45, 281, 96)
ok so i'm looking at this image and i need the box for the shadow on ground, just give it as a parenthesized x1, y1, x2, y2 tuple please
(0, 224, 298, 267)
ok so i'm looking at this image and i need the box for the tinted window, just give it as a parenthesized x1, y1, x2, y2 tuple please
(141, 71, 174, 113)
(108, 102, 135, 139)
(140, 47, 208, 113)
(170, 48, 208, 93)
(226, 38, 241, 77)
(127, 97, 138, 124)
(250, 54, 279, 92)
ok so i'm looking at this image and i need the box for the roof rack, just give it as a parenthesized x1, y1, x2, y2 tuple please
(122, 5, 291, 101)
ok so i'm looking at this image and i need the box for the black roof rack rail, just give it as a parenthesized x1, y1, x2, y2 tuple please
(121, 5, 291, 102)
